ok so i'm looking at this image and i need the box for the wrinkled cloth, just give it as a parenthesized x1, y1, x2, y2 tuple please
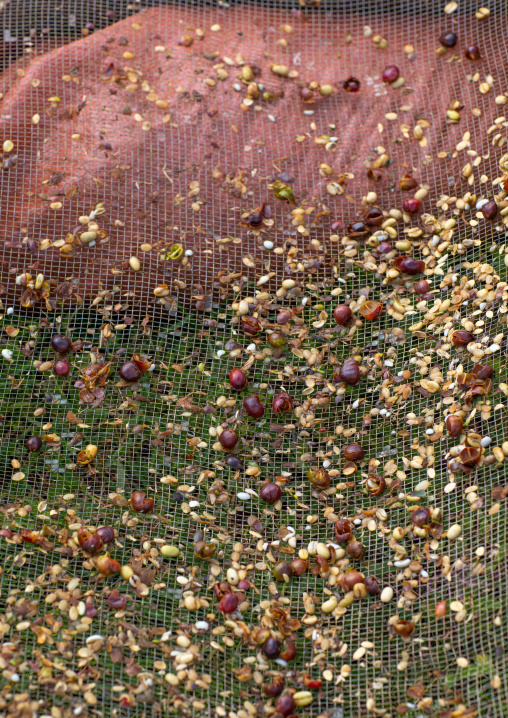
(0, 5, 501, 309)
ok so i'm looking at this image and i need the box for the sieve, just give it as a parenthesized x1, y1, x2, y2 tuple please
(0, 1, 507, 716)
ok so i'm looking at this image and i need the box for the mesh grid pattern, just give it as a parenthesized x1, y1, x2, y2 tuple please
(0, 1, 507, 717)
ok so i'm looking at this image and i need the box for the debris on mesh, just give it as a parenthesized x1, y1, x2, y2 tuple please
(0, 2, 507, 717)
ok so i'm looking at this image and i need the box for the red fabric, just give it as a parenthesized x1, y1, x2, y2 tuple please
(0, 7, 500, 308)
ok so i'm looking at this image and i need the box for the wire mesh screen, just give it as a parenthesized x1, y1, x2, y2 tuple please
(0, 0, 507, 716)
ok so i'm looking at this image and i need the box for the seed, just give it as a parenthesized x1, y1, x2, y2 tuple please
(260, 482, 282, 503)
(439, 31, 458, 48)
(77, 445, 98, 465)
(435, 601, 447, 618)
(277, 309, 292, 324)
(218, 428, 239, 450)
(335, 518, 353, 543)
(229, 369, 248, 391)
(333, 304, 352, 326)
(240, 317, 259, 337)
(3, 139, 14, 152)
(218, 593, 238, 614)
(365, 207, 383, 225)
(104, 590, 127, 612)
(194, 541, 216, 560)
(50, 334, 72, 354)
(382, 65, 399, 83)
(129, 490, 154, 513)
(346, 540, 365, 560)
(343, 77, 360, 92)
(53, 360, 70, 377)
(482, 199, 498, 220)
(366, 474, 386, 495)
(447, 524, 462, 540)
(97, 553, 121, 576)
(272, 392, 292, 414)
(243, 395, 265, 418)
(465, 44, 481, 60)
(359, 300, 383, 320)
(321, 596, 338, 613)
(307, 467, 331, 489)
(364, 576, 381, 595)
(493, 447, 505, 463)
(451, 330, 473, 346)
(118, 360, 142, 383)
(347, 220, 368, 237)
(275, 695, 296, 716)
(128, 256, 141, 271)
(264, 677, 285, 698)
(319, 84, 334, 96)
(340, 569, 364, 592)
(262, 637, 281, 659)
(399, 174, 418, 191)
(80, 231, 97, 244)
(37, 361, 54, 372)
(77, 528, 103, 555)
(160, 545, 180, 558)
(26, 436, 43, 452)
(394, 619, 415, 638)
(290, 558, 308, 576)
(241, 65, 253, 81)
(394, 256, 425, 275)
(402, 197, 421, 214)
(414, 279, 431, 295)
(411, 506, 430, 526)
(293, 691, 313, 707)
(336, 359, 360, 385)
(267, 331, 287, 349)
(120, 565, 134, 580)
(380, 586, 394, 603)
(226, 455, 243, 470)
(272, 561, 293, 583)
(445, 415, 463, 437)
(343, 443, 364, 461)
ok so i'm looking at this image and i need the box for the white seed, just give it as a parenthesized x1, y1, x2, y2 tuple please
(476, 198, 488, 209)
(480, 437, 491, 447)
(86, 634, 104, 643)
(2, 349, 13, 360)
(380, 587, 394, 603)
(447, 524, 462, 540)
(184, 249, 194, 256)
(263, 240, 274, 250)
(195, 621, 209, 630)
(216, 350, 225, 358)
(394, 558, 410, 568)
(489, 343, 500, 352)
(236, 492, 251, 501)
